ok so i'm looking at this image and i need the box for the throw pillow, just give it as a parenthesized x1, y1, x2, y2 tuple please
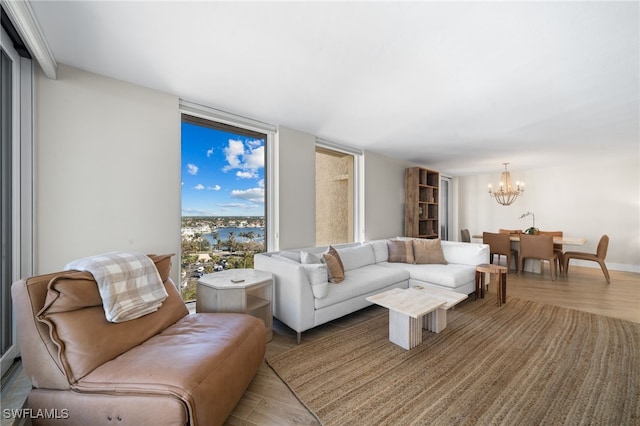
(413, 238, 448, 264)
(387, 239, 415, 263)
(322, 245, 345, 283)
(302, 264, 329, 298)
(301, 251, 323, 264)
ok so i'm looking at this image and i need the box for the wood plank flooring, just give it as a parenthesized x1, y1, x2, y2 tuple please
(225, 266, 640, 425)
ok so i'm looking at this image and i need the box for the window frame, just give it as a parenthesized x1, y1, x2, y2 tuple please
(179, 100, 277, 251)
(1, 23, 34, 378)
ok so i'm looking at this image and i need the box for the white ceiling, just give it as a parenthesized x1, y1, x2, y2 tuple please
(28, 1, 639, 175)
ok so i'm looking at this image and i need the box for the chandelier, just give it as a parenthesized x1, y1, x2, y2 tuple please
(488, 163, 524, 206)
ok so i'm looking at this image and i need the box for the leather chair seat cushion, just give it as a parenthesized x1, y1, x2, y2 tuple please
(74, 313, 266, 426)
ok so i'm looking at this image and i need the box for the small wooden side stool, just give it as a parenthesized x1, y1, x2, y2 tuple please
(475, 264, 508, 307)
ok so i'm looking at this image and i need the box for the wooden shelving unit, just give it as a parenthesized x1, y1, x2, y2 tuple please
(404, 167, 439, 239)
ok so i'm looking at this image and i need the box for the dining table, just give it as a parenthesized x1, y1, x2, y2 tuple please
(471, 234, 586, 246)
(471, 233, 586, 273)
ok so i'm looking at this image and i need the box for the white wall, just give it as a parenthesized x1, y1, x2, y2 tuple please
(363, 151, 411, 240)
(276, 126, 316, 249)
(36, 66, 637, 276)
(456, 157, 640, 272)
(32, 65, 415, 277)
(35, 64, 181, 282)
(275, 129, 415, 248)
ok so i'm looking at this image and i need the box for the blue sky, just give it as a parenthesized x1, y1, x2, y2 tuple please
(181, 122, 265, 217)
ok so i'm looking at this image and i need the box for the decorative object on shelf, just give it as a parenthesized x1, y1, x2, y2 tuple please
(488, 163, 524, 206)
(519, 211, 538, 234)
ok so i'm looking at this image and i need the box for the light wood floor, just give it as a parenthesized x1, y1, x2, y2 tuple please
(226, 265, 640, 425)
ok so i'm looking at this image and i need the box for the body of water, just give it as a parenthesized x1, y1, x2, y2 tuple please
(202, 227, 264, 245)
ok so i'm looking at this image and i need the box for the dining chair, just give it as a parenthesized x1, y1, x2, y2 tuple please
(539, 231, 564, 273)
(483, 232, 518, 273)
(460, 229, 471, 243)
(499, 229, 523, 236)
(518, 234, 559, 281)
(563, 235, 610, 284)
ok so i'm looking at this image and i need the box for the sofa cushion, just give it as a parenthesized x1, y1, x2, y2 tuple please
(271, 254, 300, 264)
(301, 251, 323, 264)
(278, 250, 301, 262)
(74, 313, 265, 426)
(387, 239, 415, 263)
(413, 238, 448, 265)
(322, 246, 345, 283)
(336, 244, 376, 271)
(381, 262, 476, 289)
(314, 265, 409, 309)
(302, 263, 329, 298)
(368, 240, 389, 263)
(441, 241, 489, 266)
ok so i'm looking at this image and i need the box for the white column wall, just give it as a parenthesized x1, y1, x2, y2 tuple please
(276, 126, 316, 249)
(363, 151, 412, 240)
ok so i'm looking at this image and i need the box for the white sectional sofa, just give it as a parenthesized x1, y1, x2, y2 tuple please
(254, 238, 489, 343)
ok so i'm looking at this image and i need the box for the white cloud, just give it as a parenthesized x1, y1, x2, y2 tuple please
(218, 202, 259, 211)
(236, 170, 257, 179)
(187, 163, 199, 175)
(230, 187, 264, 204)
(195, 184, 221, 191)
(206, 148, 214, 157)
(182, 207, 211, 215)
(223, 139, 245, 170)
(244, 145, 264, 170)
(221, 138, 264, 179)
(247, 139, 263, 148)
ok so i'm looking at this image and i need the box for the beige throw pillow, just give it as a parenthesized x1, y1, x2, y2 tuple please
(387, 240, 415, 263)
(322, 245, 345, 283)
(413, 238, 448, 264)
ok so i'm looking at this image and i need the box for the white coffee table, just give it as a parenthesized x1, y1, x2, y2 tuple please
(366, 286, 467, 350)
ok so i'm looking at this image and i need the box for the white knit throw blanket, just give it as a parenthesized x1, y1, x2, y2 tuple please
(64, 251, 168, 323)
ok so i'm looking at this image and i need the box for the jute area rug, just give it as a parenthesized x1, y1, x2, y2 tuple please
(266, 296, 640, 425)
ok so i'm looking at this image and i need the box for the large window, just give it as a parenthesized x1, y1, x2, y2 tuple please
(1, 22, 33, 378)
(180, 114, 267, 302)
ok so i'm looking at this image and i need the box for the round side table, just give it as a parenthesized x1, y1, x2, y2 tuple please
(475, 264, 508, 307)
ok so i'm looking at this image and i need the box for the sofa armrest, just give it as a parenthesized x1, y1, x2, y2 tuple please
(441, 241, 490, 266)
(254, 254, 315, 333)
